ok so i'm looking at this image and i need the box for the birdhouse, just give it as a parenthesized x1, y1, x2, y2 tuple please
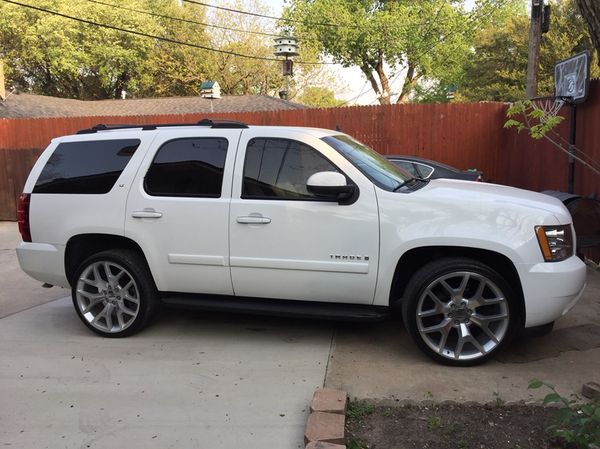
(274, 36, 299, 57)
(200, 80, 221, 99)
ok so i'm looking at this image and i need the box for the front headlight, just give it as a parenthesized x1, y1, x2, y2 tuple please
(535, 225, 573, 262)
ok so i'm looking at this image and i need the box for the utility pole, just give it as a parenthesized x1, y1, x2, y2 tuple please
(0, 59, 6, 101)
(526, 0, 543, 98)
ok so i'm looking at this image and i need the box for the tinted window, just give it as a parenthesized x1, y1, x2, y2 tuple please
(243, 138, 339, 200)
(414, 163, 434, 178)
(393, 160, 419, 177)
(33, 139, 140, 194)
(145, 138, 228, 197)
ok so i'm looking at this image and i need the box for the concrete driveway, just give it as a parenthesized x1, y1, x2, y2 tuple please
(0, 223, 334, 449)
(2, 221, 600, 448)
(326, 268, 600, 404)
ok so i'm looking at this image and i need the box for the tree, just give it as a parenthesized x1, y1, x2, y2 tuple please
(296, 86, 344, 107)
(0, 0, 291, 99)
(0, 0, 178, 99)
(282, 0, 478, 105)
(576, 0, 600, 63)
(200, 0, 284, 96)
(459, 0, 599, 102)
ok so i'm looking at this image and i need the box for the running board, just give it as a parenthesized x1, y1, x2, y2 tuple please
(160, 294, 390, 322)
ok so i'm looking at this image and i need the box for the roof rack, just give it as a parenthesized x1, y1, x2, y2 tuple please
(76, 119, 248, 134)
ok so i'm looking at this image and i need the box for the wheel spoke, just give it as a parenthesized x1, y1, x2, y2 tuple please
(116, 310, 126, 328)
(120, 304, 137, 316)
(93, 264, 104, 284)
(426, 290, 448, 310)
(418, 308, 442, 318)
(81, 297, 104, 314)
(104, 304, 114, 330)
(77, 289, 103, 300)
(458, 274, 470, 296)
(79, 277, 102, 290)
(92, 303, 109, 325)
(420, 318, 452, 334)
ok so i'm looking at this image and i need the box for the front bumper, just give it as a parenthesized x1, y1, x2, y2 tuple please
(16, 242, 69, 288)
(517, 255, 587, 328)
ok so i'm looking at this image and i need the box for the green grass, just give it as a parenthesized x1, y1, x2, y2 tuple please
(346, 400, 375, 423)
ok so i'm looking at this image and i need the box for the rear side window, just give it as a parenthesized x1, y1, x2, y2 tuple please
(33, 139, 140, 194)
(145, 138, 228, 197)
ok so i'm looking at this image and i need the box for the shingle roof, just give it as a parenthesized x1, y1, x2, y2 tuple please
(0, 93, 306, 118)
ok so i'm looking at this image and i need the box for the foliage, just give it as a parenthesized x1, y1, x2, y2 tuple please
(201, 0, 284, 96)
(282, 0, 487, 104)
(0, 0, 287, 99)
(460, 0, 599, 102)
(528, 378, 600, 449)
(347, 438, 369, 449)
(346, 400, 374, 422)
(505, 100, 564, 139)
(296, 86, 344, 108)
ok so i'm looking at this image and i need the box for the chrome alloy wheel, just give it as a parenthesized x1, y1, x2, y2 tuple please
(416, 271, 509, 361)
(75, 261, 140, 333)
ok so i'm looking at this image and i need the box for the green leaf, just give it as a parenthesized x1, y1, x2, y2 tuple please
(504, 119, 521, 128)
(528, 379, 543, 389)
(556, 407, 572, 423)
(543, 393, 562, 405)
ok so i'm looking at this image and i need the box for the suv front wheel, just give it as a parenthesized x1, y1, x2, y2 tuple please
(71, 249, 158, 337)
(402, 258, 518, 366)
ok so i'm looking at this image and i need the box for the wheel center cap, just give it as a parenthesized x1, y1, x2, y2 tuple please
(449, 303, 471, 322)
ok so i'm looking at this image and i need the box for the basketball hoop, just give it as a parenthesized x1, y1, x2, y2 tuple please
(530, 95, 571, 123)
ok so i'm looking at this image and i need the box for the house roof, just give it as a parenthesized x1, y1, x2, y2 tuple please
(200, 80, 218, 89)
(0, 93, 306, 118)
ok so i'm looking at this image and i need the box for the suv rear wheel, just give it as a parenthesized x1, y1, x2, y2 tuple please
(402, 257, 518, 366)
(72, 249, 158, 337)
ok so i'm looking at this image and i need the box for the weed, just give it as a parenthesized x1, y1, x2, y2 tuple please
(346, 400, 375, 423)
(493, 391, 505, 407)
(427, 416, 442, 430)
(529, 378, 600, 449)
(347, 438, 369, 449)
(382, 407, 392, 417)
(457, 439, 469, 449)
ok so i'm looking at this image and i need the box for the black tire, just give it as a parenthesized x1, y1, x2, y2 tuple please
(402, 257, 520, 366)
(71, 249, 159, 337)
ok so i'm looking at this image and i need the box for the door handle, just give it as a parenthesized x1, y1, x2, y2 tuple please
(132, 209, 163, 219)
(236, 215, 271, 224)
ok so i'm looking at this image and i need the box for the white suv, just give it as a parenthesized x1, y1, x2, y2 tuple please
(17, 120, 587, 365)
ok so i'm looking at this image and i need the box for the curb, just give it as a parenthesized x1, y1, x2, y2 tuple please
(304, 388, 348, 449)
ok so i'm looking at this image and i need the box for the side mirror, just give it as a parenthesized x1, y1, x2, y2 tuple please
(306, 171, 357, 204)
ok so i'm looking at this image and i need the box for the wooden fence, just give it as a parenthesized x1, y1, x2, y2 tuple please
(1, 79, 599, 221)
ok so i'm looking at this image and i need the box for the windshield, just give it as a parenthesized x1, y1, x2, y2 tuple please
(322, 135, 412, 191)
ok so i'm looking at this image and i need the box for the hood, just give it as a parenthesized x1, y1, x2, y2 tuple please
(417, 179, 570, 221)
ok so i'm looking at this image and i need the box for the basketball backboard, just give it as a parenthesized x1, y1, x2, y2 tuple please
(555, 51, 591, 104)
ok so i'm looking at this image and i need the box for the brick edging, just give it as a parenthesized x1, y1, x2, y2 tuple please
(304, 388, 348, 449)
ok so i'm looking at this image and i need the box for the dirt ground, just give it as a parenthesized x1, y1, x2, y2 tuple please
(346, 402, 562, 449)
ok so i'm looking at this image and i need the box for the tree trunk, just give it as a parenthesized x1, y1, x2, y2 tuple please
(374, 56, 391, 105)
(360, 63, 382, 101)
(396, 63, 419, 103)
(577, 0, 600, 64)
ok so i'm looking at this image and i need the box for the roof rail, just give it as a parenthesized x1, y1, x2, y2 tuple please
(76, 119, 249, 134)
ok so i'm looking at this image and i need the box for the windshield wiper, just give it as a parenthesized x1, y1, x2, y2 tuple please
(393, 176, 420, 192)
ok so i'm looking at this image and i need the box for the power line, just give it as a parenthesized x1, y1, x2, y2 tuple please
(183, 0, 344, 28)
(84, 0, 280, 38)
(0, 0, 332, 65)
